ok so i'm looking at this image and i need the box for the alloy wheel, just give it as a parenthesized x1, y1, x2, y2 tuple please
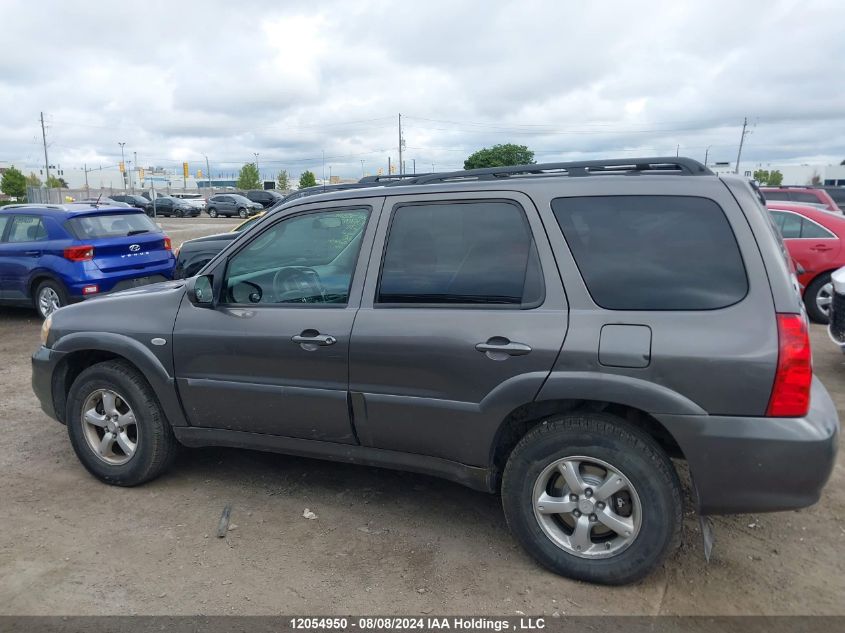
(532, 455, 642, 558)
(816, 282, 833, 317)
(38, 287, 61, 318)
(80, 389, 139, 466)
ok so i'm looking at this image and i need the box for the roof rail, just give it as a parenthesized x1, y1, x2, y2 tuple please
(358, 173, 432, 184)
(411, 157, 713, 185)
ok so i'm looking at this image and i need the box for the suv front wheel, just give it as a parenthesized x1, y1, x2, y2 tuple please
(238, 207, 248, 219)
(501, 413, 682, 585)
(66, 360, 178, 486)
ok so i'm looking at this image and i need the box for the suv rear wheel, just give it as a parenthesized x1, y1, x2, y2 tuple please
(66, 360, 178, 486)
(207, 208, 218, 218)
(501, 413, 682, 585)
(34, 279, 68, 319)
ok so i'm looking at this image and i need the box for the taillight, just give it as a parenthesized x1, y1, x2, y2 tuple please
(766, 313, 812, 417)
(64, 245, 94, 262)
(163, 237, 172, 250)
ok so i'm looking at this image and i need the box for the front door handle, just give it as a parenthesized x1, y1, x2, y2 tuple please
(291, 331, 337, 349)
(811, 244, 833, 252)
(24, 250, 41, 256)
(475, 337, 532, 360)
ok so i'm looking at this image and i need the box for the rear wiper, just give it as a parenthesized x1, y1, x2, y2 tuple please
(127, 229, 150, 236)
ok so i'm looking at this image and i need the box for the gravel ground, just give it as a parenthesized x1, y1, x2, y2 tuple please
(0, 217, 843, 615)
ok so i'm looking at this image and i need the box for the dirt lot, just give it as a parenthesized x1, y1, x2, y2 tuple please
(0, 216, 843, 615)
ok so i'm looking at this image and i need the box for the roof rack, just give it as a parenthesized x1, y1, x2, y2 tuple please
(358, 173, 432, 184)
(410, 157, 712, 185)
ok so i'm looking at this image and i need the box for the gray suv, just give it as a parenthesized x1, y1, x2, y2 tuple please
(31, 158, 839, 585)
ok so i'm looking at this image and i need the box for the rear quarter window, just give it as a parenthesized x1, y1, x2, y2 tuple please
(552, 195, 748, 310)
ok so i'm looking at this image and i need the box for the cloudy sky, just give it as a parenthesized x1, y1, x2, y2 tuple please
(1, 0, 844, 180)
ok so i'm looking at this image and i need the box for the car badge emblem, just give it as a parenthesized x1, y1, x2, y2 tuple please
(129, 244, 141, 252)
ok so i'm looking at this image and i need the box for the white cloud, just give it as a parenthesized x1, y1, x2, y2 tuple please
(0, 0, 843, 179)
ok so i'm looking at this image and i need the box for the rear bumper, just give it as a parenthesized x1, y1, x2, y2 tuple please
(67, 260, 175, 298)
(657, 377, 839, 515)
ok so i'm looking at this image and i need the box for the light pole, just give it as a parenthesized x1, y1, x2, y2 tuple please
(253, 152, 260, 187)
(205, 155, 212, 193)
(361, 159, 365, 178)
(133, 151, 137, 193)
(118, 142, 126, 192)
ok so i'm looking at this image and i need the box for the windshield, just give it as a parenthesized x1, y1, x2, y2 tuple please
(67, 212, 160, 239)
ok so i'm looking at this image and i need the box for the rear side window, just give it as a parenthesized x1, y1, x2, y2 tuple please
(67, 212, 160, 239)
(7, 216, 48, 242)
(377, 200, 544, 306)
(771, 210, 834, 239)
(552, 196, 748, 310)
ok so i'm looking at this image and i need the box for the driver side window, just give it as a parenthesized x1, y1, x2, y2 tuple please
(223, 207, 369, 305)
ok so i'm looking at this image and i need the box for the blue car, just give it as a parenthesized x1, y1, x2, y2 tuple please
(0, 203, 175, 318)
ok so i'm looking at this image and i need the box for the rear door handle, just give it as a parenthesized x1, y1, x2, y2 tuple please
(24, 250, 41, 256)
(291, 332, 337, 347)
(811, 244, 833, 252)
(475, 338, 532, 359)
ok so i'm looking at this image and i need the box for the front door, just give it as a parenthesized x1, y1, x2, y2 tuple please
(349, 193, 568, 466)
(173, 199, 381, 442)
(0, 215, 48, 301)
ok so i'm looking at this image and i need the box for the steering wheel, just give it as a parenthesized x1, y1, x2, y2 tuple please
(272, 266, 326, 303)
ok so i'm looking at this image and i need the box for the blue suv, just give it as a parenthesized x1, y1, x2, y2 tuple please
(0, 203, 175, 318)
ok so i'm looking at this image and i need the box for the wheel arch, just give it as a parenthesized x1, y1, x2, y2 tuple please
(801, 267, 837, 298)
(28, 270, 67, 300)
(489, 399, 687, 491)
(50, 333, 187, 428)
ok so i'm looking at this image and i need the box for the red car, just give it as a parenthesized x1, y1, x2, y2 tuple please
(767, 201, 845, 323)
(762, 186, 841, 213)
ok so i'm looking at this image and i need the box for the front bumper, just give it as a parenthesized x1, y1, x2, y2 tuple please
(657, 376, 839, 515)
(32, 345, 68, 422)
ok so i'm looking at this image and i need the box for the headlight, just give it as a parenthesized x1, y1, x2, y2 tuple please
(40, 314, 52, 347)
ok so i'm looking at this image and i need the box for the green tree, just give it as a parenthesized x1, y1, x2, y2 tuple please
(236, 162, 261, 190)
(464, 143, 535, 170)
(46, 175, 68, 188)
(0, 166, 27, 199)
(277, 169, 290, 191)
(768, 170, 783, 186)
(753, 169, 769, 184)
(26, 172, 42, 187)
(299, 170, 317, 189)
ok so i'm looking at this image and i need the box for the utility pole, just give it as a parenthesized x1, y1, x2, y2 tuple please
(205, 155, 212, 193)
(388, 156, 392, 175)
(676, 144, 680, 157)
(398, 113, 404, 175)
(322, 149, 326, 185)
(84, 163, 90, 198)
(133, 151, 137, 193)
(704, 146, 711, 167)
(253, 152, 260, 187)
(40, 112, 50, 188)
(360, 159, 365, 178)
(118, 142, 127, 192)
(735, 117, 749, 174)
(413, 159, 416, 174)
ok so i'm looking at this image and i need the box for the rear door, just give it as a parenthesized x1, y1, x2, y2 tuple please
(348, 192, 568, 466)
(0, 215, 50, 301)
(771, 209, 840, 278)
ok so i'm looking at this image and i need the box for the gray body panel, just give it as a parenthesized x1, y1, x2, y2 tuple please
(30, 166, 839, 517)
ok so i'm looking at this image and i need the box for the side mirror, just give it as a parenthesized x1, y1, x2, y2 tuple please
(186, 274, 214, 307)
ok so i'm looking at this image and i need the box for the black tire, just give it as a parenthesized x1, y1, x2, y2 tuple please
(175, 208, 185, 218)
(208, 208, 218, 218)
(66, 360, 178, 486)
(238, 207, 248, 219)
(501, 413, 682, 585)
(34, 278, 69, 319)
(804, 272, 832, 324)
